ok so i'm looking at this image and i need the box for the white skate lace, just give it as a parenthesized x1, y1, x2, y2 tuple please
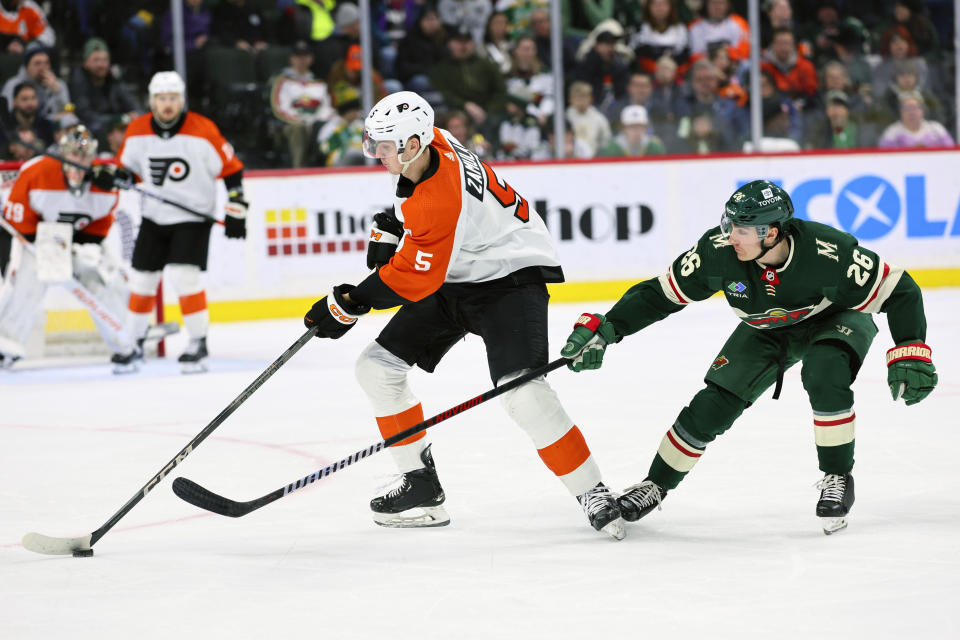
(621, 481, 663, 511)
(375, 474, 409, 500)
(578, 485, 614, 518)
(815, 474, 846, 503)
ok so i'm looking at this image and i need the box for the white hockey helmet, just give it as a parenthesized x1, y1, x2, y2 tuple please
(148, 71, 186, 98)
(362, 91, 434, 164)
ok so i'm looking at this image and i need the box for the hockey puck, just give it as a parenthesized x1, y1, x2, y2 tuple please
(72, 548, 94, 558)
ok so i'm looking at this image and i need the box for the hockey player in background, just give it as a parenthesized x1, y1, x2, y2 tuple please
(562, 180, 938, 534)
(99, 71, 247, 374)
(0, 126, 128, 367)
(302, 91, 625, 539)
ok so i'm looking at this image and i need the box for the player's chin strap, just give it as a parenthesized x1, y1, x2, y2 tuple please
(399, 142, 429, 175)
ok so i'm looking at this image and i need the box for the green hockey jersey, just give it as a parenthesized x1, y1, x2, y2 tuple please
(605, 219, 927, 345)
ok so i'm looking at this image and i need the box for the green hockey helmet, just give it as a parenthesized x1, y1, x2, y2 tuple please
(721, 180, 794, 238)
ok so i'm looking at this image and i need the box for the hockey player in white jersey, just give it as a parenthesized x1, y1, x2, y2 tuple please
(301, 91, 625, 539)
(0, 127, 129, 367)
(101, 71, 247, 374)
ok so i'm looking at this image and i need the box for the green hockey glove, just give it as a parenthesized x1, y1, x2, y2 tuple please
(886, 342, 937, 406)
(560, 313, 618, 372)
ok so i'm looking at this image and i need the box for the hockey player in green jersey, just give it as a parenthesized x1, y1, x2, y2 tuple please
(561, 179, 938, 534)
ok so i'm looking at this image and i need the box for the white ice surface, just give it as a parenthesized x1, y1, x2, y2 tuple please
(2, 292, 959, 639)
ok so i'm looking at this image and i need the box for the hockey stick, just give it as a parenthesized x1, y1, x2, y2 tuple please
(0, 99, 222, 223)
(172, 357, 569, 518)
(21, 325, 319, 555)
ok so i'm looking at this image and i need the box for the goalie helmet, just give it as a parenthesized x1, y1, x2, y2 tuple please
(58, 125, 97, 161)
(721, 180, 794, 238)
(363, 91, 434, 164)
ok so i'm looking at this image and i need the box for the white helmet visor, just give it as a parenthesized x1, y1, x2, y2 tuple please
(362, 131, 400, 159)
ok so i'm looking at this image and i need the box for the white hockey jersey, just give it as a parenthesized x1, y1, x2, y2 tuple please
(378, 127, 561, 302)
(118, 112, 243, 226)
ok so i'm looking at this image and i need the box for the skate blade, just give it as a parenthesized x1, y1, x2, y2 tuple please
(180, 360, 209, 375)
(112, 361, 141, 375)
(373, 505, 450, 528)
(821, 517, 848, 535)
(601, 517, 626, 541)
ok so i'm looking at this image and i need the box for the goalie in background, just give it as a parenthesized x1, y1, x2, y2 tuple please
(104, 71, 247, 374)
(0, 126, 131, 368)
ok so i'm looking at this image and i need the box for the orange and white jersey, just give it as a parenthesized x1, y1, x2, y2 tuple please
(378, 127, 561, 302)
(0, 1, 55, 47)
(2, 155, 117, 240)
(118, 112, 243, 226)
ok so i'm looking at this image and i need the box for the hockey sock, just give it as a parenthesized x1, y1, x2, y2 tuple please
(179, 291, 209, 339)
(802, 344, 857, 474)
(128, 269, 161, 340)
(813, 408, 856, 474)
(536, 425, 600, 497)
(647, 383, 747, 490)
(376, 403, 427, 473)
(499, 371, 601, 496)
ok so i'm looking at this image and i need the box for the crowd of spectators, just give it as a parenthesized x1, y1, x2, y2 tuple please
(0, 0, 955, 168)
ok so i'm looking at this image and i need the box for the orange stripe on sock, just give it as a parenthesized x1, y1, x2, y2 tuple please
(179, 291, 207, 315)
(129, 293, 156, 314)
(376, 404, 426, 447)
(537, 426, 591, 477)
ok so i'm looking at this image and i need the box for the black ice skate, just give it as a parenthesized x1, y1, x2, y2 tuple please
(0, 353, 20, 370)
(617, 479, 668, 522)
(370, 444, 450, 528)
(111, 339, 144, 374)
(815, 473, 855, 535)
(577, 482, 625, 540)
(178, 337, 208, 374)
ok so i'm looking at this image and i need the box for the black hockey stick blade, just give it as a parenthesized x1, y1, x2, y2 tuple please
(172, 357, 569, 518)
(172, 477, 258, 517)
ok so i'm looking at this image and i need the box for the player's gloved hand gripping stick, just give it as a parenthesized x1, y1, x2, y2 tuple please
(560, 313, 619, 372)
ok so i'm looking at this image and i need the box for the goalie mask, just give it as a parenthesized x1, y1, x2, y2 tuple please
(58, 125, 97, 190)
(363, 91, 434, 173)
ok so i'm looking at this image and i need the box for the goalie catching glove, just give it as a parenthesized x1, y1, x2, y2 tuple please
(886, 342, 937, 405)
(366, 209, 404, 270)
(304, 284, 371, 339)
(223, 189, 248, 239)
(560, 313, 618, 372)
(87, 164, 134, 191)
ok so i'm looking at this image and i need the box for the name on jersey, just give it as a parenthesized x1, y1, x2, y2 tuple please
(744, 305, 814, 328)
(447, 139, 484, 202)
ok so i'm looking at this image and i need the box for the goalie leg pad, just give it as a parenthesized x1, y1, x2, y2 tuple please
(499, 371, 600, 496)
(356, 342, 426, 473)
(0, 245, 47, 355)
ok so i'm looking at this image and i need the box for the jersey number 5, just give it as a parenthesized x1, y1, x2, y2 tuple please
(482, 162, 530, 222)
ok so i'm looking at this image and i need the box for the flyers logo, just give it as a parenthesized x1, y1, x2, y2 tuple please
(396, 103, 409, 113)
(56, 212, 93, 231)
(149, 157, 191, 186)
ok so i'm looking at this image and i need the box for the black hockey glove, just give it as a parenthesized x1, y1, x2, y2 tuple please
(87, 164, 134, 191)
(366, 210, 404, 269)
(223, 189, 248, 240)
(304, 284, 371, 339)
